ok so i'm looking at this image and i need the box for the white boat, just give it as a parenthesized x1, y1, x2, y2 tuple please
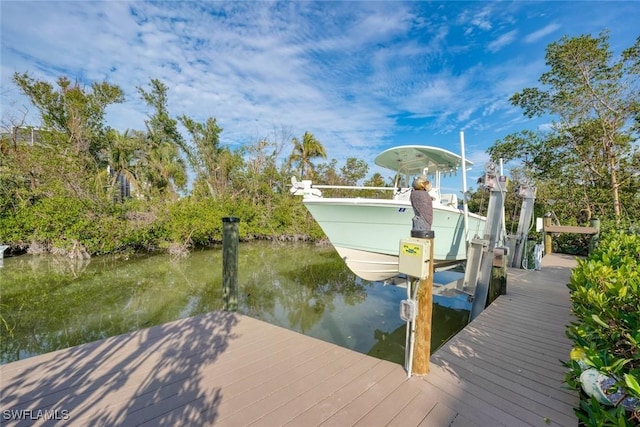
(291, 145, 486, 281)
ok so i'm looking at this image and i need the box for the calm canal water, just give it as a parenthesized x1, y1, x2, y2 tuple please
(0, 241, 470, 365)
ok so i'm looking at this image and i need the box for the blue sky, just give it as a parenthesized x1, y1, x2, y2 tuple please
(1, 1, 638, 189)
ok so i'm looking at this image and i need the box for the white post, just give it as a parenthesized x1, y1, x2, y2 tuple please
(460, 131, 470, 242)
(0, 245, 9, 268)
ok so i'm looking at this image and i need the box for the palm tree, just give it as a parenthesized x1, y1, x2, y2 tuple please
(97, 129, 142, 202)
(142, 140, 187, 199)
(137, 79, 188, 198)
(287, 132, 327, 179)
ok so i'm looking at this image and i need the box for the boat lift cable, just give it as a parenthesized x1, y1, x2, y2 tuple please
(510, 202, 520, 235)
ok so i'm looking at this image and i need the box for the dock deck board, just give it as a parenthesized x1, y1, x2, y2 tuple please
(0, 254, 578, 426)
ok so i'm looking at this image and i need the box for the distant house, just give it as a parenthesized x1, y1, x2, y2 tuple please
(5, 126, 52, 146)
(106, 165, 132, 202)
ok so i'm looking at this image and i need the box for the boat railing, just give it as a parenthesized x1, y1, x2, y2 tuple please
(314, 184, 395, 191)
(290, 177, 395, 198)
(290, 177, 459, 208)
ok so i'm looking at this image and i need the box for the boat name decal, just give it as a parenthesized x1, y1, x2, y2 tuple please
(398, 208, 406, 212)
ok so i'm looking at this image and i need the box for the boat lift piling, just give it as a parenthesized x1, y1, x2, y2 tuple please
(465, 162, 509, 321)
(398, 231, 435, 377)
(506, 183, 537, 268)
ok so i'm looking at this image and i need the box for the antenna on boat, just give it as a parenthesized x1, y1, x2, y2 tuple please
(460, 131, 470, 243)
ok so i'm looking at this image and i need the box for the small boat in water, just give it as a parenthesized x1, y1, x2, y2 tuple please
(291, 145, 486, 281)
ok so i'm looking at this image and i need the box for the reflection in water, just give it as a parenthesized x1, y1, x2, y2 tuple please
(0, 242, 470, 365)
(368, 303, 471, 365)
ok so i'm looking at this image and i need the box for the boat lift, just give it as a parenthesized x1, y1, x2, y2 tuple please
(505, 183, 537, 269)
(396, 134, 539, 375)
(463, 161, 509, 321)
(463, 164, 537, 320)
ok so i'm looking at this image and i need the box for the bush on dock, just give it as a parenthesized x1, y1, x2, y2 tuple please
(565, 231, 640, 426)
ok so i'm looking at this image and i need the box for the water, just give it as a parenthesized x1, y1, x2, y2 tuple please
(0, 241, 470, 365)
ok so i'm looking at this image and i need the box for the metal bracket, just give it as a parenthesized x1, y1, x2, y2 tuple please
(400, 299, 416, 322)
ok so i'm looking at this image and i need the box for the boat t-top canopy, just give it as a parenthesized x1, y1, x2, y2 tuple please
(374, 145, 472, 176)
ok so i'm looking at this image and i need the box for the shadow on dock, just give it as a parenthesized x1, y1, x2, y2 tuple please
(1, 312, 239, 425)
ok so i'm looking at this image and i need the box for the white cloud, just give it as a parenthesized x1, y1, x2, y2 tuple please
(2, 0, 638, 173)
(524, 23, 560, 43)
(487, 30, 518, 53)
(538, 122, 555, 132)
(459, 4, 495, 34)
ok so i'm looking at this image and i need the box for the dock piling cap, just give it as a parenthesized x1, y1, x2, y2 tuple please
(411, 230, 435, 239)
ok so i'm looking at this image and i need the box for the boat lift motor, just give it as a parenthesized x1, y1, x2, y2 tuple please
(398, 237, 431, 377)
(399, 238, 431, 280)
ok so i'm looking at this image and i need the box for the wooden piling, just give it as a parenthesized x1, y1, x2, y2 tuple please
(411, 237, 434, 375)
(543, 216, 553, 255)
(222, 217, 239, 311)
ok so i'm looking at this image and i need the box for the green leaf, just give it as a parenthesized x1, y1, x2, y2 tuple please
(624, 373, 640, 396)
(591, 314, 610, 329)
(618, 285, 627, 298)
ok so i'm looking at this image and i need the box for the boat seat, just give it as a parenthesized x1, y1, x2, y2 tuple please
(440, 193, 458, 208)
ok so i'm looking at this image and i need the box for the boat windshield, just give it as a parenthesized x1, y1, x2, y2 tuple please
(395, 167, 437, 190)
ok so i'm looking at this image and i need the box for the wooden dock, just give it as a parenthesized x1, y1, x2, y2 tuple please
(0, 254, 578, 426)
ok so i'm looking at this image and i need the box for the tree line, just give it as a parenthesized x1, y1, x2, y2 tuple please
(0, 76, 383, 258)
(1, 31, 638, 258)
(487, 31, 639, 234)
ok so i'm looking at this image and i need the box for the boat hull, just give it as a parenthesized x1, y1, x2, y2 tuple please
(303, 198, 485, 281)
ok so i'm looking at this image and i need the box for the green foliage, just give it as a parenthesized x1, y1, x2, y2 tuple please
(12, 72, 124, 158)
(177, 115, 226, 198)
(577, 397, 633, 427)
(553, 233, 591, 256)
(491, 32, 640, 223)
(314, 157, 373, 198)
(2, 74, 331, 256)
(340, 158, 369, 185)
(566, 231, 640, 426)
(161, 197, 232, 247)
(136, 79, 188, 197)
